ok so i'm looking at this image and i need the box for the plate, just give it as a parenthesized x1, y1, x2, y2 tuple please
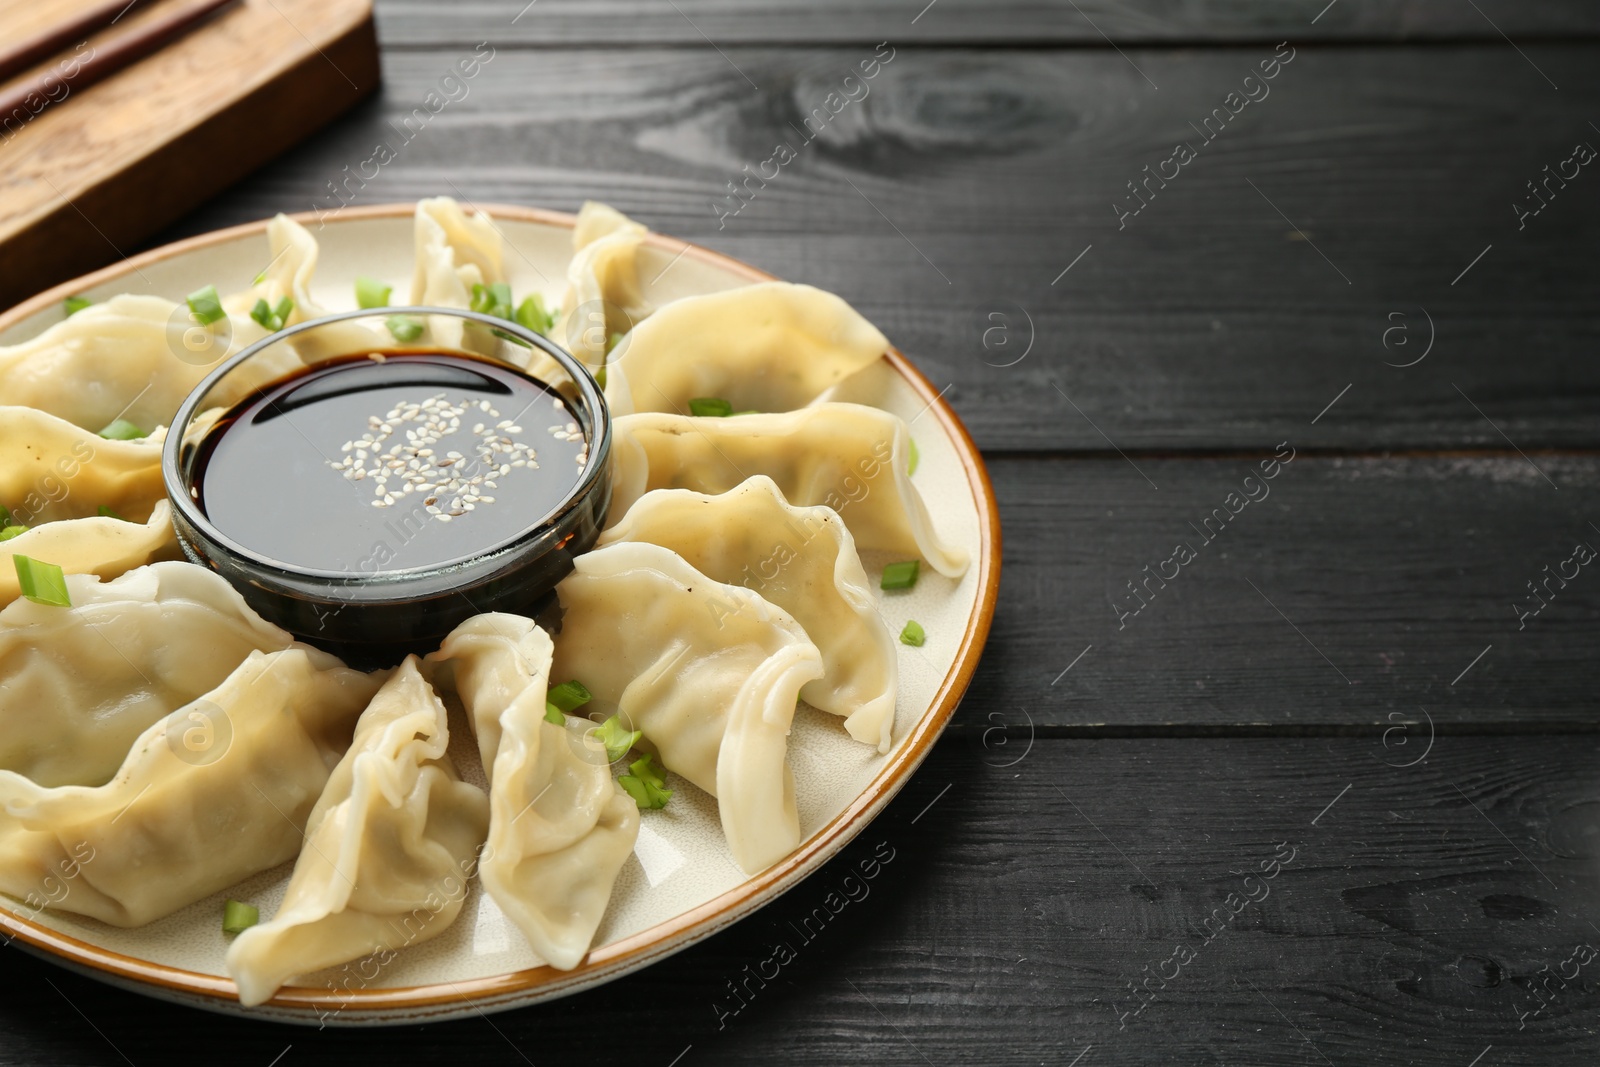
(0, 204, 1000, 1025)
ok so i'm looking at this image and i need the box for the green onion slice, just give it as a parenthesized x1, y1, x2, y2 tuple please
(355, 276, 392, 309)
(96, 506, 126, 521)
(907, 437, 920, 476)
(470, 282, 514, 320)
(880, 559, 920, 591)
(514, 294, 555, 336)
(13, 556, 70, 606)
(688, 397, 732, 418)
(97, 418, 146, 441)
(595, 364, 607, 389)
(386, 315, 424, 342)
(186, 285, 226, 326)
(544, 702, 566, 725)
(900, 620, 926, 646)
(0, 526, 28, 542)
(594, 715, 641, 763)
(618, 754, 673, 810)
(64, 296, 92, 316)
(547, 680, 592, 714)
(222, 899, 259, 934)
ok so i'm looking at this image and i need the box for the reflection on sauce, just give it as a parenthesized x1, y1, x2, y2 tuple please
(193, 351, 589, 573)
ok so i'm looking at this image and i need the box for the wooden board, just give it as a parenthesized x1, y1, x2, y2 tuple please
(0, 0, 380, 308)
(150, 43, 1600, 453)
(3, 737, 1596, 1063)
(371, 0, 1600, 46)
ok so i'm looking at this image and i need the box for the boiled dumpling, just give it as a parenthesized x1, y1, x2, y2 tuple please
(0, 407, 174, 605)
(0, 296, 212, 432)
(598, 476, 897, 752)
(0, 647, 383, 927)
(560, 202, 652, 369)
(426, 613, 639, 970)
(603, 282, 887, 418)
(226, 657, 489, 1006)
(411, 196, 506, 352)
(0, 563, 302, 789)
(550, 542, 823, 873)
(608, 402, 968, 578)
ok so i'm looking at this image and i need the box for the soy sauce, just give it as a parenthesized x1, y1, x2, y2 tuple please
(192, 351, 590, 574)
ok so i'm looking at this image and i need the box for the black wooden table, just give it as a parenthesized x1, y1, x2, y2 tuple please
(4, 2, 1599, 1063)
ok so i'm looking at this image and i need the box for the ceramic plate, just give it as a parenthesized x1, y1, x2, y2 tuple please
(0, 204, 999, 1026)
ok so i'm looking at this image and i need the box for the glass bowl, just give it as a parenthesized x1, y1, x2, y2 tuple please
(163, 307, 611, 668)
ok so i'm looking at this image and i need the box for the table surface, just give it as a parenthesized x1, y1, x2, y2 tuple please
(4, 2, 1599, 1064)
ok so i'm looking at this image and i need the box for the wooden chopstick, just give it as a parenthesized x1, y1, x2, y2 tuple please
(0, 0, 148, 85)
(0, 0, 237, 135)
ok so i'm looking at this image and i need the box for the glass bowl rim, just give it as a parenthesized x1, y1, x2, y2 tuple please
(161, 305, 611, 583)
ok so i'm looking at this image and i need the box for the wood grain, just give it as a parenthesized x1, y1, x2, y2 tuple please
(965, 453, 1600, 730)
(147, 44, 1600, 452)
(0, 736, 1594, 1063)
(0, 0, 379, 307)
(369, 0, 1600, 46)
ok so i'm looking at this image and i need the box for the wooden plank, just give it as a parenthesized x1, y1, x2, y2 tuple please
(0, 0, 380, 307)
(962, 453, 1600, 730)
(370, 0, 1600, 47)
(144, 44, 1600, 452)
(0, 736, 1594, 1062)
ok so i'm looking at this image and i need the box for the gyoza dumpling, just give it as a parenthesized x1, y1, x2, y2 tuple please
(608, 402, 968, 578)
(426, 613, 639, 970)
(0, 563, 302, 789)
(0, 296, 209, 432)
(603, 282, 887, 418)
(598, 477, 897, 753)
(561, 202, 652, 369)
(0, 278, 303, 434)
(226, 657, 489, 1006)
(410, 197, 506, 352)
(0, 407, 173, 606)
(550, 542, 823, 873)
(0, 647, 382, 927)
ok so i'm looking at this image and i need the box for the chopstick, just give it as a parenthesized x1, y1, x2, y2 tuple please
(0, 0, 237, 134)
(0, 0, 148, 85)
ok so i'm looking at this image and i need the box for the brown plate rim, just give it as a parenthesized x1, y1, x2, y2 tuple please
(0, 202, 1002, 1019)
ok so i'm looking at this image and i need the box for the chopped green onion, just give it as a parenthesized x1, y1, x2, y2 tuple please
(97, 419, 146, 441)
(606, 331, 624, 353)
(355, 276, 392, 309)
(544, 702, 566, 725)
(900, 620, 926, 646)
(689, 397, 732, 418)
(252, 269, 268, 284)
(594, 715, 641, 763)
(491, 326, 533, 350)
(13, 556, 70, 607)
(470, 282, 514, 321)
(595, 364, 607, 389)
(0, 526, 27, 542)
(514, 294, 555, 336)
(880, 560, 920, 591)
(0, 505, 10, 526)
(96, 506, 126, 521)
(618, 754, 673, 810)
(222, 899, 259, 934)
(186, 285, 225, 326)
(249, 296, 294, 331)
(64, 296, 92, 316)
(547, 680, 592, 714)
(907, 437, 920, 476)
(386, 315, 424, 342)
